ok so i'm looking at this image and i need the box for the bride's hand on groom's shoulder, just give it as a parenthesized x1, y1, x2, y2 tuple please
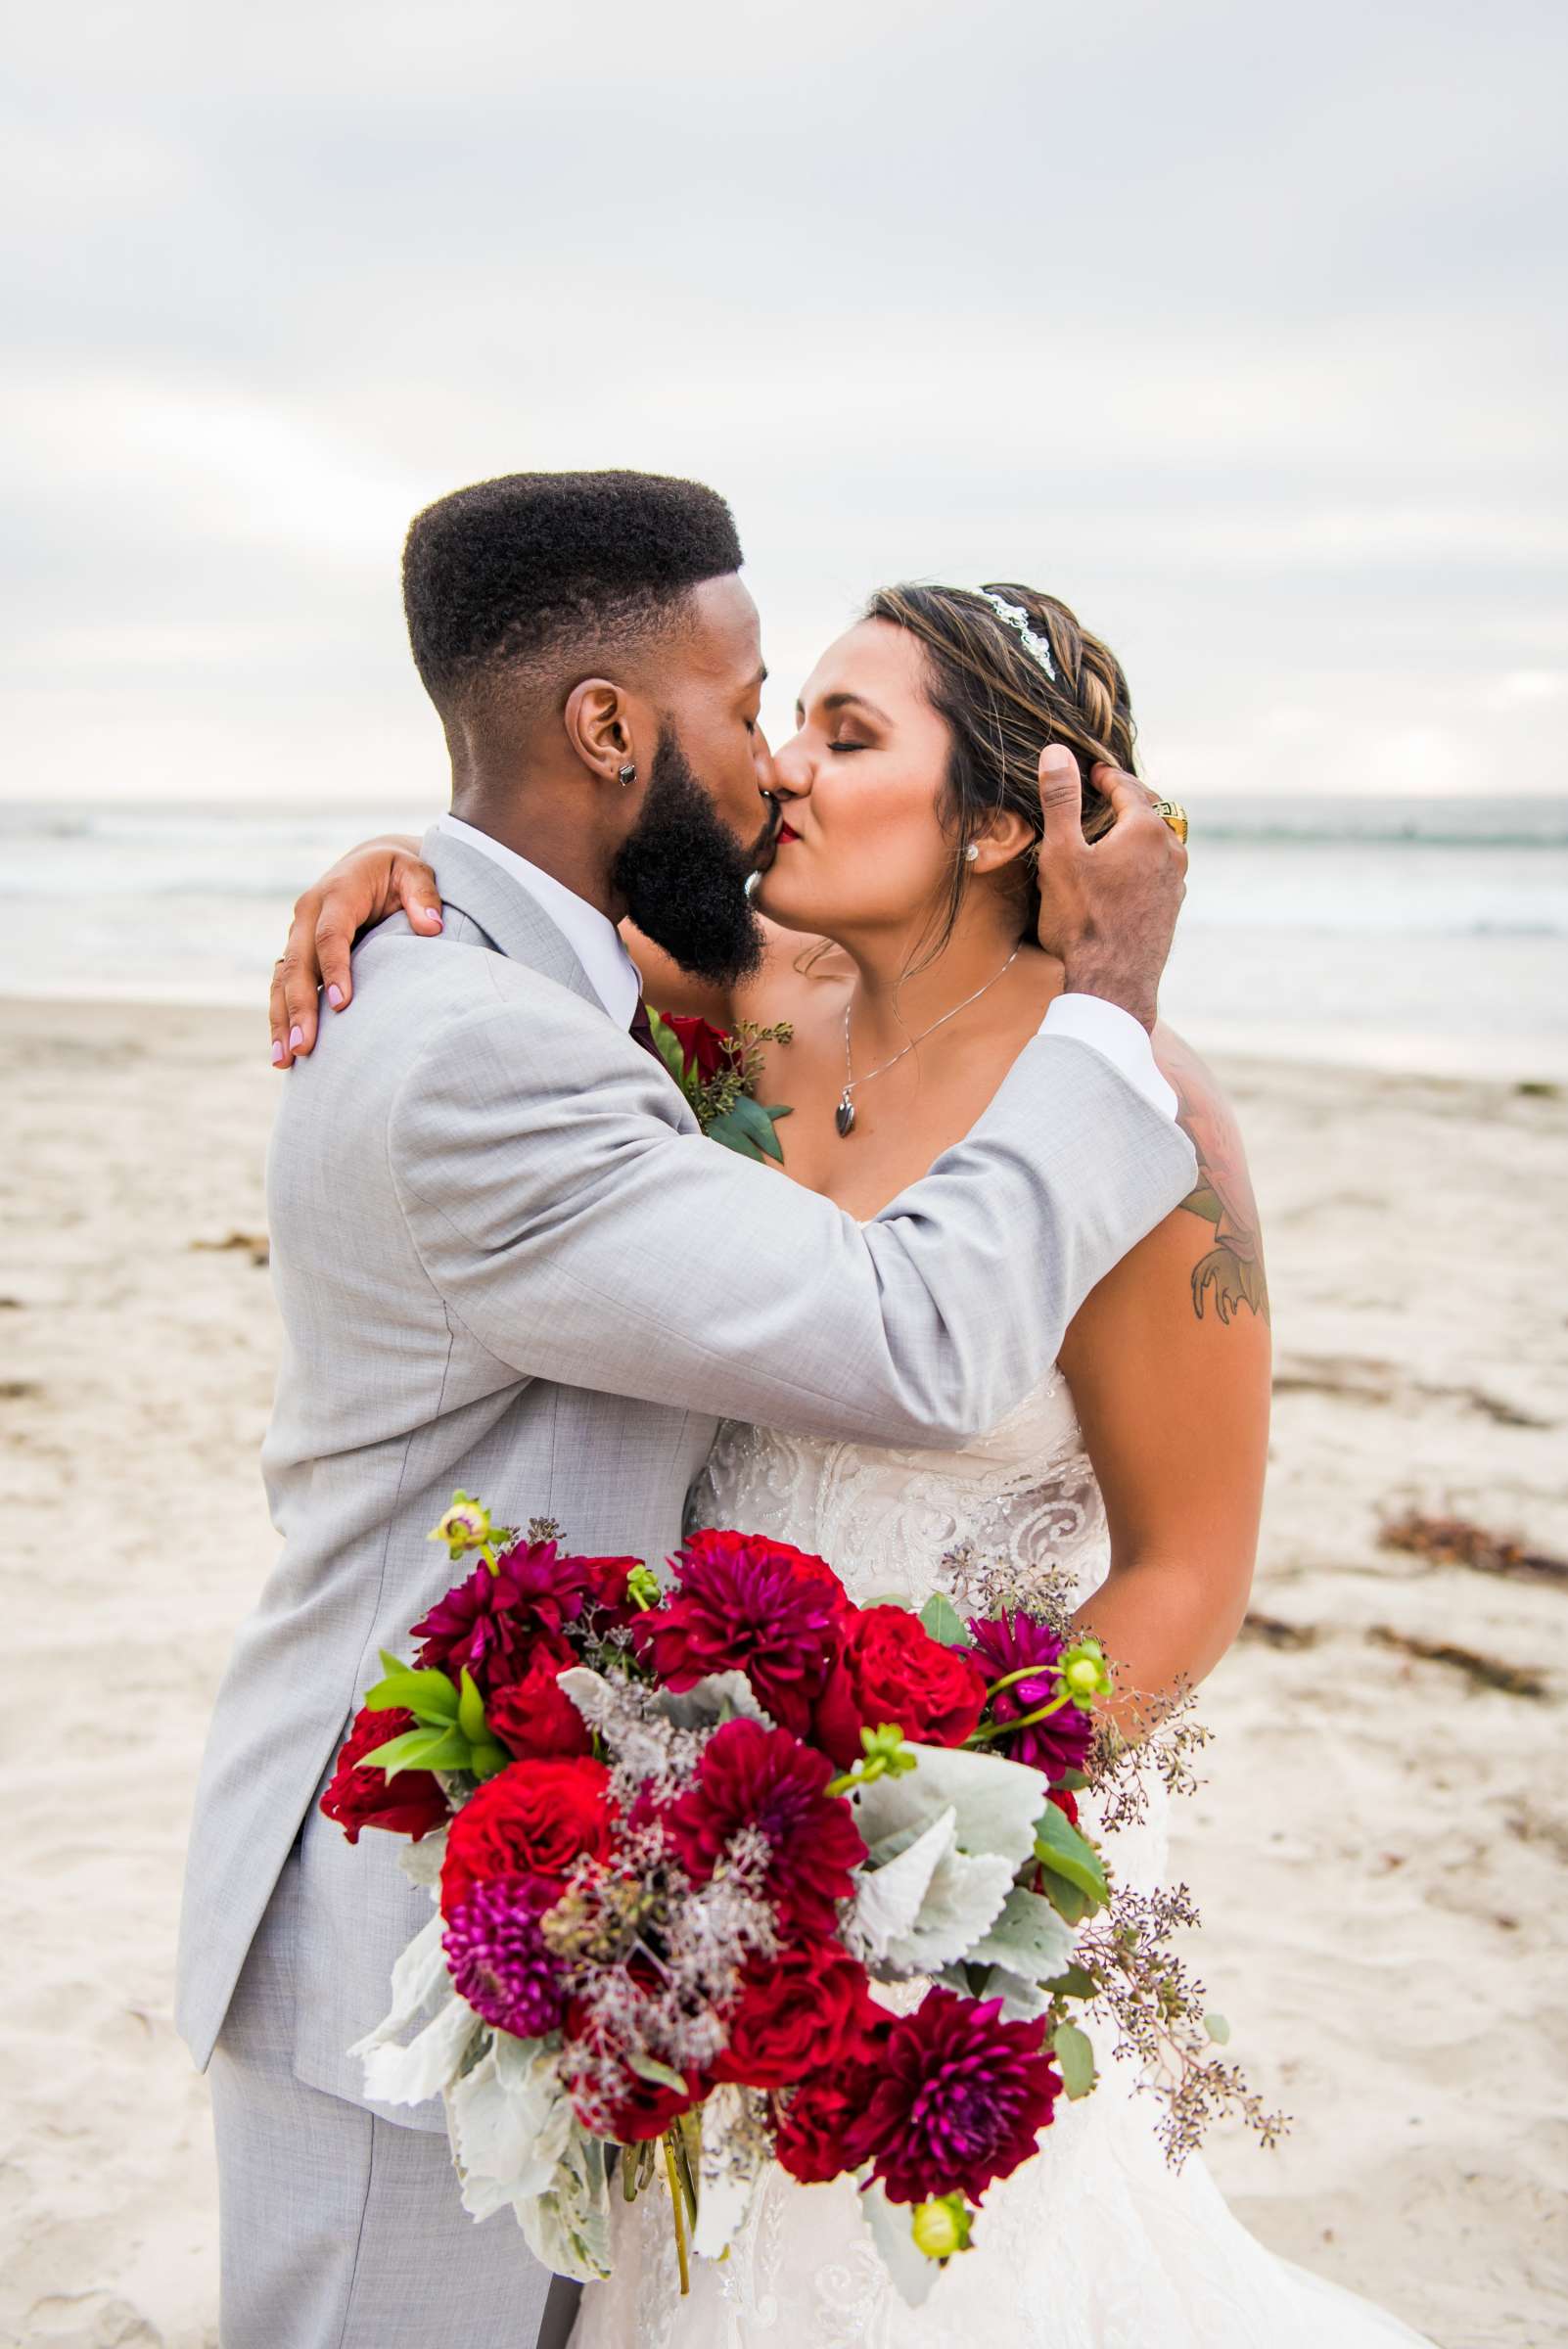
(1035, 748, 1187, 1033)
(269, 834, 439, 1067)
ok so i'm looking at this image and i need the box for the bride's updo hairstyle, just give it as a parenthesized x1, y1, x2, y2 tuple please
(864, 581, 1138, 964)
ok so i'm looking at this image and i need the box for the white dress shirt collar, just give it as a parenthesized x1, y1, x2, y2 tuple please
(435, 814, 642, 1029)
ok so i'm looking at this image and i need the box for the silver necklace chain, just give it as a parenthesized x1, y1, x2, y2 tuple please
(836, 945, 1022, 1137)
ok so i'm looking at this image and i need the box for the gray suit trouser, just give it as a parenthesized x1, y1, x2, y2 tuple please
(209, 1848, 580, 2349)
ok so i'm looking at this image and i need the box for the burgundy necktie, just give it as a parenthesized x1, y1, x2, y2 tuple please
(627, 999, 664, 1062)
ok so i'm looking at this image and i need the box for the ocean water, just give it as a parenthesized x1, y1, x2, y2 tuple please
(3, 796, 1565, 1082)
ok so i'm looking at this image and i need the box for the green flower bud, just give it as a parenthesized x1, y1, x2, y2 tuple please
(910, 2193, 973, 2260)
(844, 1723, 919, 1787)
(1060, 1637, 1112, 1708)
(626, 1563, 663, 1612)
(429, 1492, 495, 1560)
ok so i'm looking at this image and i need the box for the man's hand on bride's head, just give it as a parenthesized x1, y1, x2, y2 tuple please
(270, 834, 441, 1067)
(1035, 747, 1187, 1033)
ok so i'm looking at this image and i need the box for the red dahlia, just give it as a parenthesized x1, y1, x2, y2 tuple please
(413, 1539, 617, 1693)
(855, 1988, 1062, 2206)
(666, 1718, 865, 1938)
(318, 1705, 448, 1844)
(641, 1530, 850, 1733)
(966, 1612, 1096, 1779)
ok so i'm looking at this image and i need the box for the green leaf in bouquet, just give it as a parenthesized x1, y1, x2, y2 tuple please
(366, 1656, 459, 1724)
(514, 2123, 615, 2283)
(975, 1964, 1052, 2023)
(1052, 2020, 1097, 2100)
(1033, 1801, 1110, 1907)
(918, 1591, 972, 1649)
(625, 2052, 689, 2094)
(1044, 1961, 1098, 2003)
(366, 1723, 468, 1778)
(968, 1886, 1077, 1984)
(1038, 1870, 1092, 1927)
(457, 1667, 487, 1744)
(646, 1009, 693, 1089)
(469, 1737, 511, 1782)
(707, 1095, 788, 1165)
(853, 1741, 1043, 1874)
(860, 2182, 944, 2309)
(1204, 2010, 1231, 2045)
(857, 1814, 1016, 1973)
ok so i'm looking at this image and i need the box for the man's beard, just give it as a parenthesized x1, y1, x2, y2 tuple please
(610, 727, 772, 988)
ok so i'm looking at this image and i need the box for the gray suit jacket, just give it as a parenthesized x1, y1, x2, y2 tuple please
(176, 825, 1196, 2121)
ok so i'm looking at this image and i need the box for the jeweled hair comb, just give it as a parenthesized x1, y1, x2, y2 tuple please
(975, 589, 1058, 683)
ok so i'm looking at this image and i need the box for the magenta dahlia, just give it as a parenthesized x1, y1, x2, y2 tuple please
(666, 1718, 865, 1937)
(856, 1987, 1061, 2206)
(412, 1540, 594, 1691)
(442, 1875, 566, 2039)
(640, 1531, 848, 1732)
(966, 1611, 1096, 1779)
(487, 1538, 601, 1641)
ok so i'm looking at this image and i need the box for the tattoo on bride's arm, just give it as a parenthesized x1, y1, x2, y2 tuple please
(1158, 1037, 1270, 1327)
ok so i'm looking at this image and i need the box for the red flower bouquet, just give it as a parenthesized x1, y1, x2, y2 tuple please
(325, 1494, 1251, 2305)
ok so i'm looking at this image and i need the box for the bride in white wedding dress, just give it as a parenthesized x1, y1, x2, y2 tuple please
(290, 577, 1435, 2345)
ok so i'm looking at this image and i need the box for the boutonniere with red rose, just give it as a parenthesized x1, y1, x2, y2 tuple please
(647, 1011, 795, 1165)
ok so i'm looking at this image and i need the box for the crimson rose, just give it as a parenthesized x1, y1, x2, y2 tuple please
(813, 1608, 988, 1770)
(318, 1705, 448, 1844)
(662, 1013, 735, 1086)
(440, 1757, 614, 1916)
(712, 1936, 881, 2091)
(485, 1653, 593, 1762)
(772, 2051, 886, 2185)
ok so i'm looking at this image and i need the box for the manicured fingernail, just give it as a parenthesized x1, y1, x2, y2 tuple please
(289, 1026, 304, 1050)
(327, 985, 345, 1009)
(271, 1040, 286, 1065)
(423, 909, 442, 929)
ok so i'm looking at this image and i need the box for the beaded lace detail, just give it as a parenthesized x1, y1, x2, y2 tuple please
(689, 1365, 1110, 1619)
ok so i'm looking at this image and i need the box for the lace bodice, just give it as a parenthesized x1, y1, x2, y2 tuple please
(688, 1365, 1113, 1619)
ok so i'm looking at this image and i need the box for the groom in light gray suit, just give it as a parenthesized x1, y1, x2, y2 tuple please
(177, 471, 1195, 2348)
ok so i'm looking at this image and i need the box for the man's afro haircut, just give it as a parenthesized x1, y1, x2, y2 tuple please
(403, 469, 744, 705)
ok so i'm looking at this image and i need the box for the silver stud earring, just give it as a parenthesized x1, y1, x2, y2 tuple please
(964, 843, 980, 864)
(619, 761, 637, 788)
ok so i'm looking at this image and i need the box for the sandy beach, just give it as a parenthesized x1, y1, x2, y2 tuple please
(3, 994, 1565, 2349)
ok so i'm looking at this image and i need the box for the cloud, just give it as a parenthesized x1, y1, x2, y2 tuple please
(2, 0, 1564, 800)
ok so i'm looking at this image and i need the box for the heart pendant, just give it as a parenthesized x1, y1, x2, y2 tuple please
(835, 1093, 856, 1137)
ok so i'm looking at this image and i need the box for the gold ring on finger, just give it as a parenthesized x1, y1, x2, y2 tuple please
(1152, 799, 1189, 845)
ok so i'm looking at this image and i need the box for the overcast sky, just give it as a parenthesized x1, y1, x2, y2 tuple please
(4, 0, 1564, 805)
